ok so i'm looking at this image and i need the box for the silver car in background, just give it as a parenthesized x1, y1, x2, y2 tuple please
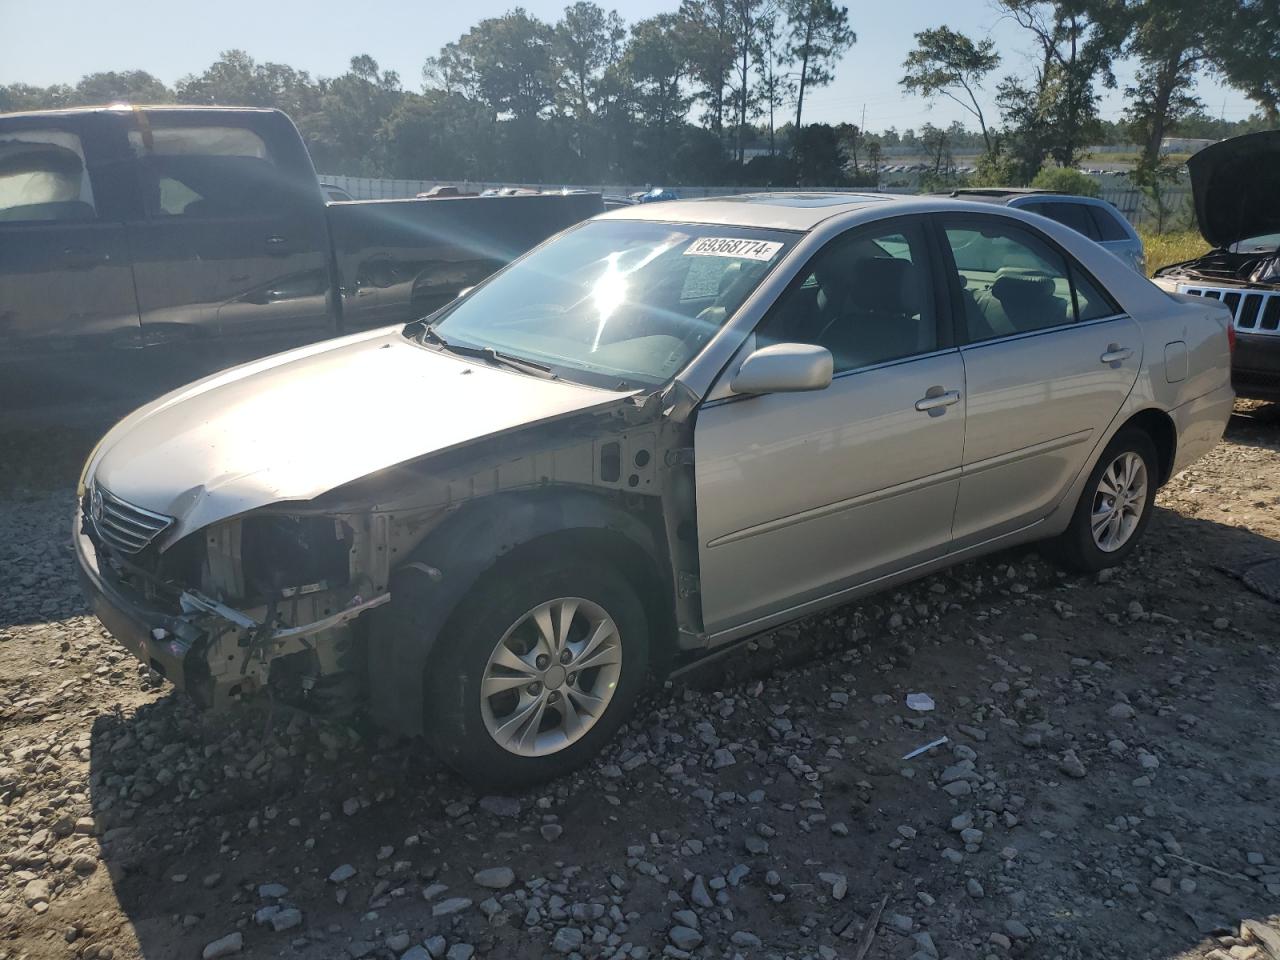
(75, 193, 1234, 787)
(939, 188, 1147, 275)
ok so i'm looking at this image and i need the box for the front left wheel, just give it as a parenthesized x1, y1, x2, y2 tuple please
(422, 554, 650, 788)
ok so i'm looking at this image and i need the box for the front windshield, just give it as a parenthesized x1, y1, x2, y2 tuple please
(425, 219, 797, 389)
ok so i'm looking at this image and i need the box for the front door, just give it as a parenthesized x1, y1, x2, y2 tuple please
(0, 113, 142, 412)
(125, 110, 333, 388)
(694, 217, 966, 637)
(937, 214, 1142, 546)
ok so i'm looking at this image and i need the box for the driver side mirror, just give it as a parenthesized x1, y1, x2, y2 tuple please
(730, 343, 833, 395)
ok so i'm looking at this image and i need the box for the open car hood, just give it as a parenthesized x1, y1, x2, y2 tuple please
(87, 326, 621, 544)
(1187, 131, 1280, 250)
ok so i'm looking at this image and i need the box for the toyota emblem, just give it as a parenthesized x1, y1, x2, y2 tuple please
(90, 485, 104, 524)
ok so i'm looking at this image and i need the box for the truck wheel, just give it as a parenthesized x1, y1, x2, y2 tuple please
(423, 555, 650, 788)
(1045, 428, 1158, 574)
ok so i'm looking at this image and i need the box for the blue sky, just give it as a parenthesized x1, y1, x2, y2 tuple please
(0, 0, 1258, 132)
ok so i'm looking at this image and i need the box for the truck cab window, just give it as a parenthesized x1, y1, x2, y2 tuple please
(129, 125, 284, 218)
(0, 130, 96, 222)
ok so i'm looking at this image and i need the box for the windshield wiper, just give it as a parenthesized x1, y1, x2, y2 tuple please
(419, 325, 557, 379)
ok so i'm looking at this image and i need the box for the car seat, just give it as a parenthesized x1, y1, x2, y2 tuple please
(818, 257, 928, 368)
(973, 267, 1067, 336)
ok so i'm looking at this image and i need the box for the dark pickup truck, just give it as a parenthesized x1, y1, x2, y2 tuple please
(0, 105, 601, 418)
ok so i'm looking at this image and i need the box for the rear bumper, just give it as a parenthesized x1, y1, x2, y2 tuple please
(1233, 333, 1280, 401)
(74, 512, 208, 700)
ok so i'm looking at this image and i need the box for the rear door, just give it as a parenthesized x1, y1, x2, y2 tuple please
(126, 109, 334, 383)
(0, 112, 142, 411)
(937, 213, 1141, 546)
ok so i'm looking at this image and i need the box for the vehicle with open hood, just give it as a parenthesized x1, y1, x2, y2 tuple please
(1152, 130, 1280, 401)
(77, 191, 1234, 787)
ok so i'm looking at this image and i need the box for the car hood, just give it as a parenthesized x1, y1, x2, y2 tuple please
(1187, 131, 1280, 249)
(87, 327, 622, 543)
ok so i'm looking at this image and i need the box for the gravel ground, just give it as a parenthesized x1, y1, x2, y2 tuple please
(1, 406, 1278, 960)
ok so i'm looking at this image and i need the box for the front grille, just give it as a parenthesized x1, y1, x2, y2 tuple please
(1180, 285, 1280, 336)
(90, 484, 174, 554)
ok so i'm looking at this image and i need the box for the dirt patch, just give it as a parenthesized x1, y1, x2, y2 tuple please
(1, 408, 1278, 960)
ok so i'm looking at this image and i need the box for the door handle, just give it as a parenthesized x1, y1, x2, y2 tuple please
(914, 387, 962, 413)
(1100, 344, 1133, 364)
(265, 235, 288, 246)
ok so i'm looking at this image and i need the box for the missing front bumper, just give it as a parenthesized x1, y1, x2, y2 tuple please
(75, 519, 389, 709)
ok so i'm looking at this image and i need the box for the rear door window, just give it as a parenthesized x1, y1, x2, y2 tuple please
(129, 123, 285, 219)
(941, 217, 1123, 342)
(0, 128, 96, 222)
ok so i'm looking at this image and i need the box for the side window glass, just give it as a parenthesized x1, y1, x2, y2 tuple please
(1088, 205, 1130, 242)
(944, 221, 1075, 341)
(129, 124, 284, 219)
(0, 129, 96, 223)
(1046, 202, 1101, 240)
(1071, 265, 1122, 321)
(760, 220, 938, 372)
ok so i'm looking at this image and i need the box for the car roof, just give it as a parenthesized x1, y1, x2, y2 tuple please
(600, 192, 906, 231)
(0, 104, 282, 121)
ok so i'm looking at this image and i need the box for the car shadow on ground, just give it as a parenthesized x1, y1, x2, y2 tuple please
(80, 498, 1280, 960)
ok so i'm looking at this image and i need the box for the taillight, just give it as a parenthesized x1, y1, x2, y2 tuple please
(1226, 323, 1236, 354)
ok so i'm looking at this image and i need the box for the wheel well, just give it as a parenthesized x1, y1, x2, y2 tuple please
(1121, 408, 1177, 485)
(493, 527, 678, 664)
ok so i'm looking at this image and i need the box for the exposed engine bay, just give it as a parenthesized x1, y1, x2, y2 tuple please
(1154, 246, 1280, 290)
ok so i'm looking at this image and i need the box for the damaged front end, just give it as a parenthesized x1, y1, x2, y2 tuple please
(77, 492, 403, 715)
(75, 384, 702, 729)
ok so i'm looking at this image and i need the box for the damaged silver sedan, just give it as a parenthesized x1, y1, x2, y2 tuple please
(77, 193, 1235, 786)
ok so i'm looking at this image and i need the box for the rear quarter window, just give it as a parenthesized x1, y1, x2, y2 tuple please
(1087, 205, 1131, 242)
(1039, 201, 1102, 241)
(0, 128, 96, 223)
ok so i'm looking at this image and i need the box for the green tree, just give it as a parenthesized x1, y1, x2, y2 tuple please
(681, 0, 736, 140)
(754, 6, 795, 157)
(1030, 165, 1100, 195)
(74, 71, 172, 105)
(792, 122, 846, 185)
(0, 83, 74, 112)
(1210, 0, 1279, 124)
(176, 51, 319, 116)
(783, 0, 855, 131)
(302, 56, 402, 175)
(997, 0, 1126, 171)
(379, 91, 495, 180)
(900, 28, 1000, 156)
(728, 0, 766, 163)
(622, 13, 693, 180)
(554, 2, 626, 120)
(1123, 0, 1224, 181)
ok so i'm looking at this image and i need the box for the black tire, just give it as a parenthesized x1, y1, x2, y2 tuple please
(1044, 427, 1159, 574)
(421, 552, 650, 789)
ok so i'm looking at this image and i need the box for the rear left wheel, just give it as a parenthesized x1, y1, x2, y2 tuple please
(1045, 427, 1158, 573)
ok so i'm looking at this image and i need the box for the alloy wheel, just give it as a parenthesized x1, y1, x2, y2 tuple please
(479, 597, 623, 757)
(1091, 451, 1148, 552)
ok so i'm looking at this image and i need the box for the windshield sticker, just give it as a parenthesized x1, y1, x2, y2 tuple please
(683, 237, 784, 261)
